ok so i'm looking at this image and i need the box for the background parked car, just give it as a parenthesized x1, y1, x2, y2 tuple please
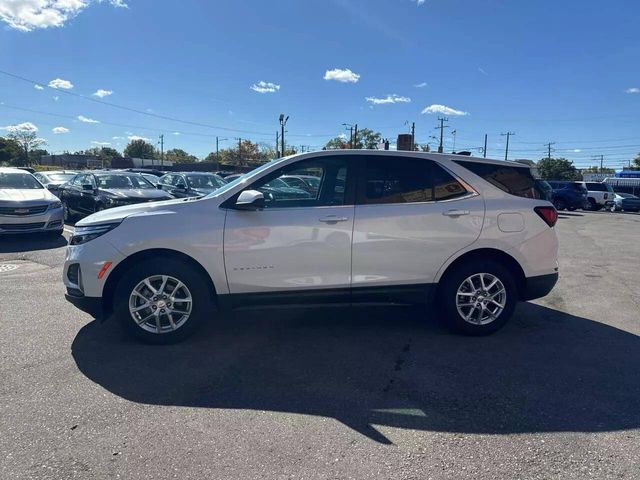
(611, 192, 640, 212)
(158, 172, 227, 198)
(33, 171, 77, 197)
(0, 167, 64, 236)
(59, 171, 173, 221)
(577, 181, 615, 211)
(280, 174, 321, 195)
(141, 173, 161, 186)
(547, 181, 588, 211)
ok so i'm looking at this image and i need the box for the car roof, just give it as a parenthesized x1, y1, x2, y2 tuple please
(0, 167, 32, 173)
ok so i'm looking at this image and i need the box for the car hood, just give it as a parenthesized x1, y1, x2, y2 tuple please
(76, 197, 199, 227)
(101, 188, 173, 200)
(0, 188, 57, 205)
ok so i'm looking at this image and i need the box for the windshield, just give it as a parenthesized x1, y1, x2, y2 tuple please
(0, 172, 43, 189)
(187, 174, 226, 189)
(204, 158, 283, 198)
(96, 174, 154, 189)
(46, 173, 75, 183)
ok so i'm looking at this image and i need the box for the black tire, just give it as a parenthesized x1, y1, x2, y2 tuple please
(553, 198, 566, 211)
(586, 198, 600, 211)
(113, 258, 213, 344)
(438, 260, 518, 336)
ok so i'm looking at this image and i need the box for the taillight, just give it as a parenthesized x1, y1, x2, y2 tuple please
(534, 206, 558, 228)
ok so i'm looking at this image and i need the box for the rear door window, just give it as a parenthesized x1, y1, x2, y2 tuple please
(360, 156, 468, 204)
(455, 161, 543, 199)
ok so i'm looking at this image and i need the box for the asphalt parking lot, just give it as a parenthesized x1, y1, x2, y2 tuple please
(1, 211, 639, 480)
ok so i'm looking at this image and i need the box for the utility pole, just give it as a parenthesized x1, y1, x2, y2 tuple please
(159, 134, 164, 167)
(483, 134, 488, 158)
(276, 131, 280, 157)
(591, 154, 604, 171)
(451, 129, 457, 153)
(279, 114, 289, 157)
(342, 123, 354, 149)
(435, 117, 449, 153)
(501, 132, 515, 161)
(411, 122, 416, 151)
(238, 137, 242, 165)
(544, 142, 556, 159)
(353, 124, 358, 149)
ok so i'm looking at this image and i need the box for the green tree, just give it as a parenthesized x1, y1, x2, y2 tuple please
(124, 139, 157, 159)
(28, 148, 49, 165)
(218, 140, 265, 166)
(537, 157, 581, 180)
(633, 153, 640, 168)
(7, 127, 45, 166)
(165, 148, 198, 164)
(0, 137, 23, 165)
(324, 127, 382, 150)
(582, 165, 615, 174)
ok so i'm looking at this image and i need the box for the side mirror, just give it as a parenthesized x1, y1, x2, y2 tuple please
(46, 184, 58, 191)
(156, 183, 163, 190)
(82, 183, 93, 191)
(235, 190, 265, 211)
(175, 183, 187, 191)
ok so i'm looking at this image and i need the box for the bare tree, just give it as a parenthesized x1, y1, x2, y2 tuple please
(7, 124, 45, 166)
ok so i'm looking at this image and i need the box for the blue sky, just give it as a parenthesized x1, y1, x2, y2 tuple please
(0, 0, 639, 169)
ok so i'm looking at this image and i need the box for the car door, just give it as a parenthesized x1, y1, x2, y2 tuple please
(78, 174, 97, 214)
(223, 155, 355, 300)
(64, 174, 84, 213)
(351, 155, 484, 299)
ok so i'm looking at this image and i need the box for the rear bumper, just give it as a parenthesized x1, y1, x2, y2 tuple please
(523, 273, 559, 301)
(65, 290, 103, 320)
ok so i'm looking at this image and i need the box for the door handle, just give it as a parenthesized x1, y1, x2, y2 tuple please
(442, 209, 470, 217)
(319, 215, 349, 223)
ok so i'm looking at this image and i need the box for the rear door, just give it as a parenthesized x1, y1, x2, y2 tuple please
(351, 155, 484, 297)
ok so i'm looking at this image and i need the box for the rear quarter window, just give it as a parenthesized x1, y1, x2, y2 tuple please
(455, 161, 543, 199)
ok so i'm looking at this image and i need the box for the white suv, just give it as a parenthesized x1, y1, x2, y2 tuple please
(63, 152, 559, 343)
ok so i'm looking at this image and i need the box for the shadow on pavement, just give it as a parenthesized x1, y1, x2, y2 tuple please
(72, 303, 640, 444)
(0, 233, 67, 253)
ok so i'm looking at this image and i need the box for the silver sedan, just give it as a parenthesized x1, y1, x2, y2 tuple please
(0, 168, 65, 236)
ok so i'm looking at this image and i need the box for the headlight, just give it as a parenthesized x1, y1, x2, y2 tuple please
(48, 201, 62, 210)
(105, 198, 130, 207)
(70, 222, 121, 246)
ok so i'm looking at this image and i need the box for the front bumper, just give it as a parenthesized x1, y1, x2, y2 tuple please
(65, 290, 103, 320)
(523, 273, 559, 301)
(0, 207, 63, 234)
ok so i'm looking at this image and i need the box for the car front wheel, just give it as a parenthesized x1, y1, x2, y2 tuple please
(113, 258, 212, 344)
(439, 260, 517, 335)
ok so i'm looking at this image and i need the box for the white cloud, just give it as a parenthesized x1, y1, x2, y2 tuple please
(77, 115, 99, 123)
(52, 126, 69, 134)
(412, 0, 426, 5)
(48, 78, 73, 89)
(626, 87, 640, 94)
(172, 131, 180, 135)
(478, 67, 488, 76)
(421, 104, 469, 116)
(91, 140, 111, 146)
(324, 68, 360, 83)
(250, 81, 280, 93)
(52, 95, 59, 101)
(414, 82, 428, 88)
(1, 121, 38, 132)
(92, 88, 113, 98)
(34, 84, 44, 90)
(365, 94, 411, 105)
(573, 149, 582, 153)
(127, 135, 151, 142)
(0, 0, 127, 32)
(112, 136, 124, 140)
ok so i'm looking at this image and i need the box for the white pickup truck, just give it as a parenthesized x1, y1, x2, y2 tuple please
(577, 181, 615, 211)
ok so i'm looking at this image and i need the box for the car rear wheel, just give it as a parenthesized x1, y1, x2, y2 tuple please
(113, 258, 212, 344)
(439, 260, 517, 335)
(553, 198, 566, 211)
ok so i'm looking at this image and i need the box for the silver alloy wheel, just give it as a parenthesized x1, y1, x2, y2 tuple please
(455, 273, 506, 326)
(128, 275, 193, 334)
